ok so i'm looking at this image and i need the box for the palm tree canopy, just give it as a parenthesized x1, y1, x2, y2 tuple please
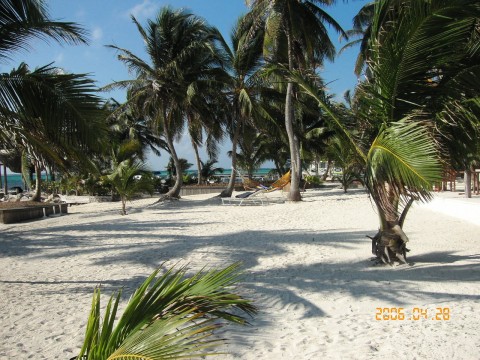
(245, 0, 346, 66)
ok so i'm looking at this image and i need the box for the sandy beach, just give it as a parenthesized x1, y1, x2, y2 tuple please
(0, 187, 479, 359)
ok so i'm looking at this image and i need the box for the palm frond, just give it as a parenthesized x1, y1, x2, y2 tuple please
(76, 262, 256, 360)
(0, 0, 88, 61)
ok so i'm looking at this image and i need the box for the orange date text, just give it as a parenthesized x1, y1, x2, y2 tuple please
(375, 307, 450, 321)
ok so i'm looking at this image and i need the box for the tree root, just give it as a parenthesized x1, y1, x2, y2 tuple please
(147, 195, 180, 207)
(367, 227, 410, 265)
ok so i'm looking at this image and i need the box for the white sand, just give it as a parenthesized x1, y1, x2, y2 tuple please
(0, 188, 479, 359)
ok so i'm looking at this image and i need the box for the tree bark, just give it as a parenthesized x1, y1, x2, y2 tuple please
(190, 135, 203, 185)
(164, 119, 183, 199)
(465, 168, 472, 198)
(31, 162, 42, 202)
(369, 185, 410, 265)
(285, 28, 301, 202)
(121, 196, 126, 215)
(220, 118, 241, 198)
(321, 159, 332, 182)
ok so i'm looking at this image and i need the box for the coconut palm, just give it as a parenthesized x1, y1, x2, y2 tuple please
(1, 63, 106, 201)
(215, 15, 271, 197)
(0, 1, 107, 200)
(245, 0, 346, 201)
(230, 123, 268, 179)
(106, 7, 225, 199)
(104, 159, 154, 215)
(74, 262, 256, 360)
(106, 98, 167, 163)
(292, 0, 480, 264)
(200, 158, 224, 181)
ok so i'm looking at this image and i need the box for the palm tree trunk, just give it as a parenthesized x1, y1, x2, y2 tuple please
(190, 136, 203, 185)
(164, 120, 183, 199)
(121, 196, 126, 215)
(465, 168, 472, 198)
(369, 185, 409, 264)
(321, 159, 332, 182)
(285, 27, 301, 202)
(220, 118, 241, 198)
(31, 162, 42, 202)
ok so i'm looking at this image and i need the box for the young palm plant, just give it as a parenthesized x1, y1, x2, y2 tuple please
(73, 262, 256, 360)
(104, 159, 154, 215)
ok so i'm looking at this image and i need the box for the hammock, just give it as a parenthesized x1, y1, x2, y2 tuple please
(233, 168, 290, 192)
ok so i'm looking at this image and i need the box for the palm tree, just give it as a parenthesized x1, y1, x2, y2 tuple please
(104, 159, 154, 215)
(0, 0, 90, 138)
(200, 158, 224, 181)
(0, 0, 87, 63)
(293, 0, 480, 264)
(2, 63, 106, 201)
(0, 1, 108, 200)
(107, 7, 225, 199)
(230, 124, 268, 179)
(75, 262, 256, 360)
(166, 157, 192, 179)
(106, 98, 167, 163)
(218, 15, 271, 197)
(245, 0, 346, 201)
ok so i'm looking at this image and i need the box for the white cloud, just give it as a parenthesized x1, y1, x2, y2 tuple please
(92, 27, 103, 41)
(128, 0, 158, 20)
(55, 52, 64, 64)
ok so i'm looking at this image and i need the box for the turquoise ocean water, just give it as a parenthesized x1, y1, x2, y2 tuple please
(1, 168, 276, 190)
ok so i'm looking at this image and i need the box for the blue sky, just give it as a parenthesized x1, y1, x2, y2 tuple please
(4, 0, 367, 172)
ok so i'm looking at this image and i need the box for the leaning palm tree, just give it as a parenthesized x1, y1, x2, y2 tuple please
(106, 7, 225, 200)
(292, 0, 480, 264)
(245, 0, 346, 201)
(74, 262, 257, 360)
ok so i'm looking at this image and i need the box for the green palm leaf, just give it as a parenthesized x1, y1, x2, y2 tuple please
(0, 0, 88, 61)
(366, 119, 442, 217)
(75, 262, 256, 360)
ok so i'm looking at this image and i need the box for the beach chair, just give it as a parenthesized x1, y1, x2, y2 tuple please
(221, 189, 269, 206)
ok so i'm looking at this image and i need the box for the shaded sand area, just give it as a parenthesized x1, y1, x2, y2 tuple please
(0, 188, 479, 359)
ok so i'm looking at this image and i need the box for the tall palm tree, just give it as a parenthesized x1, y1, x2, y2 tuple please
(218, 14, 272, 197)
(107, 7, 225, 199)
(245, 0, 346, 201)
(293, 0, 480, 264)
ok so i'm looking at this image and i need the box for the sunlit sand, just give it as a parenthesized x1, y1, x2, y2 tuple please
(0, 188, 479, 359)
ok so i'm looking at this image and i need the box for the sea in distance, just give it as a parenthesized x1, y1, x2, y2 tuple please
(1, 168, 277, 191)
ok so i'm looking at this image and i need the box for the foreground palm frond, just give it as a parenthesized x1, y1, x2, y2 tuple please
(0, 0, 88, 62)
(75, 262, 257, 360)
